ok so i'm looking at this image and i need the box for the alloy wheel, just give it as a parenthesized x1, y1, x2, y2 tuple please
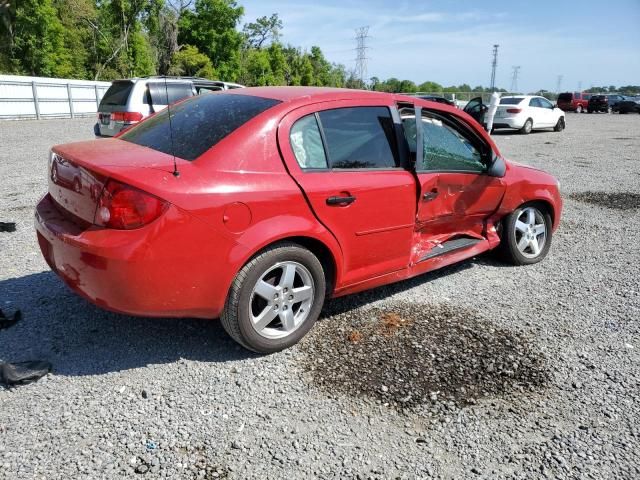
(514, 207, 547, 259)
(249, 261, 315, 339)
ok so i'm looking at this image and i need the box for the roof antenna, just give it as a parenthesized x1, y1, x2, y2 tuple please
(164, 76, 180, 177)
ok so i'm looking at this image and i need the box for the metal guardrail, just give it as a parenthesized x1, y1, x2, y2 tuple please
(0, 79, 111, 120)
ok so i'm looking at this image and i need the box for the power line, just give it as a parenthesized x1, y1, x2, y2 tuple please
(510, 65, 521, 93)
(355, 26, 369, 86)
(489, 44, 499, 91)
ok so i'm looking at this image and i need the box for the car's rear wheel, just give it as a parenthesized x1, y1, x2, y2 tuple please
(554, 117, 565, 132)
(520, 118, 533, 135)
(221, 242, 326, 353)
(576, 105, 583, 113)
(498, 204, 553, 266)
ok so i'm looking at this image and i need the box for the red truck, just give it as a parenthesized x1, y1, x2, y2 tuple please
(557, 92, 592, 113)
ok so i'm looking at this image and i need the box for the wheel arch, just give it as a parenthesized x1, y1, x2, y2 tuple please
(229, 225, 343, 299)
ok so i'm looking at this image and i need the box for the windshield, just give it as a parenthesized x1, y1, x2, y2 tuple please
(100, 81, 133, 107)
(120, 93, 281, 161)
(499, 97, 524, 105)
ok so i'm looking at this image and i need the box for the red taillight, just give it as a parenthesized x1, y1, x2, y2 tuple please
(111, 111, 143, 123)
(95, 180, 168, 230)
(506, 108, 522, 113)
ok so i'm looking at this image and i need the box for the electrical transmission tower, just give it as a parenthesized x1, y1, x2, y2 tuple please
(510, 66, 521, 93)
(355, 26, 370, 86)
(556, 75, 563, 93)
(489, 44, 499, 91)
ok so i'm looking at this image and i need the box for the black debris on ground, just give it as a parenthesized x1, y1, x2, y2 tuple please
(0, 309, 22, 331)
(569, 192, 640, 210)
(0, 221, 16, 232)
(299, 302, 548, 410)
(0, 360, 52, 386)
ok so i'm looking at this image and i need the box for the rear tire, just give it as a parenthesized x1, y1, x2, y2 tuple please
(498, 204, 553, 266)
(221, 242, 326, 353)
(553, 117, 565, 132)
(576, 105, 583, 113)
(520, 118, 533, 135)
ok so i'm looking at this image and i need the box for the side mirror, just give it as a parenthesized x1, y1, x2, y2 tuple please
(487, 154, 506, 178)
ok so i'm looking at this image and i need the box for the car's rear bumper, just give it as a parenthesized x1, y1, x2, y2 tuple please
(491, 116, 526, 129)
(35, 193, 238, 319)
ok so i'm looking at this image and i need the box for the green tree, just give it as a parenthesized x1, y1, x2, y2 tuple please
(243, 13, 281, 49)
(1, 0, 67, 76)
(179, 0, 244, 80)
(169, 44, 214, 77)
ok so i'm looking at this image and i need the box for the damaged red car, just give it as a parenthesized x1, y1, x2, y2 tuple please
(35, 87, 562, 353)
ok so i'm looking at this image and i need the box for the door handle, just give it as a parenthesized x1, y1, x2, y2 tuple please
(326, 195, 356, 206)
(422, 190, 439, 201)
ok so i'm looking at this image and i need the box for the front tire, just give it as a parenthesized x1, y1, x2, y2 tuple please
(554, 117, 565, 132)
(221, 243, 326, 353)
(576, 105, 583, 113)
(498, 204, 553, 266)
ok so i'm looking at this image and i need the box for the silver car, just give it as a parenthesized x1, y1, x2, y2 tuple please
(94, 76, 244, 137)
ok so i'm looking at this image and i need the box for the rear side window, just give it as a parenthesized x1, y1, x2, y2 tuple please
(499, 97, 524, 105)
(147, 82, 194, 105)
(120, 93, 281, 161)
(529, 98, 542, 107)
(100, 81, 133, 107)
(290, 114, 328, 169)
(318, 107, 398, 169)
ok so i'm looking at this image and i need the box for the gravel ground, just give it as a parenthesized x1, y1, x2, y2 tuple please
(1, 112, 639, 479)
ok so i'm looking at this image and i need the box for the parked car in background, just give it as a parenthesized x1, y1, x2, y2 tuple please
(95, 77, 244, 137)
(464, 95, 565, 134)
(557, 92, 591, 113)
(613, 96, 640, 114)
(416, 95, 456, 107)
(37, 87, 562, 353)
(587, 94, 626, 113)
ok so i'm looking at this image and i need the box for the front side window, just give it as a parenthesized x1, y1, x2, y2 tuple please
(318, 107, 398, 169)
(403, 115, 485, 173)
(290, 114, 328, 169)
(422, 117, 485, 172)
(538, 97, 553, 109)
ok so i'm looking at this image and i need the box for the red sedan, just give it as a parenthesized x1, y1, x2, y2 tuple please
(35, 87, 562, 353)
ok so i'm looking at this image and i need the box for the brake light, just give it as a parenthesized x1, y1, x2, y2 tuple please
(506, 108, 522, 113)
(111, 111, 144, 123)
(95, 180, 168, 229)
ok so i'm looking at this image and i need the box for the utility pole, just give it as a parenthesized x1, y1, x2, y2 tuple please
(510, 66, 521, 93)
(556, 75, 563, 94)
(577, 80, 582, 92)
(355, 26, 370, 87)
(489, 44, 499, 91)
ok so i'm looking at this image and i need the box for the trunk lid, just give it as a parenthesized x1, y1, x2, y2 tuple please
(49, 139, 178, 224)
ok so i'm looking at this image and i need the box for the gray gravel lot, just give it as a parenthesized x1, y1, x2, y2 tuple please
(1, 113, 639, 479)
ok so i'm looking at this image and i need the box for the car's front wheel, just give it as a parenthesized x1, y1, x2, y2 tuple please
(576, 105, 583, 113)
(498, 204, 553, 266)
(554, 117, 565, 132)
(221, 243, 326, 353)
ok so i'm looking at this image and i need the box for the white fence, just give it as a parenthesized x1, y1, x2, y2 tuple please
(0, 75, 112, 120)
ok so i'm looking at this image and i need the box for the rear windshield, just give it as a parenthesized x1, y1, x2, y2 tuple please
(120, 93, 281, 161)
(499, 97, 524, 105)
(100, 81, 133, 107)
(557, 93, 572, 102)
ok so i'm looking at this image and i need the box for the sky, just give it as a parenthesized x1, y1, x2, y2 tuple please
(240, 0, 640, 92)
